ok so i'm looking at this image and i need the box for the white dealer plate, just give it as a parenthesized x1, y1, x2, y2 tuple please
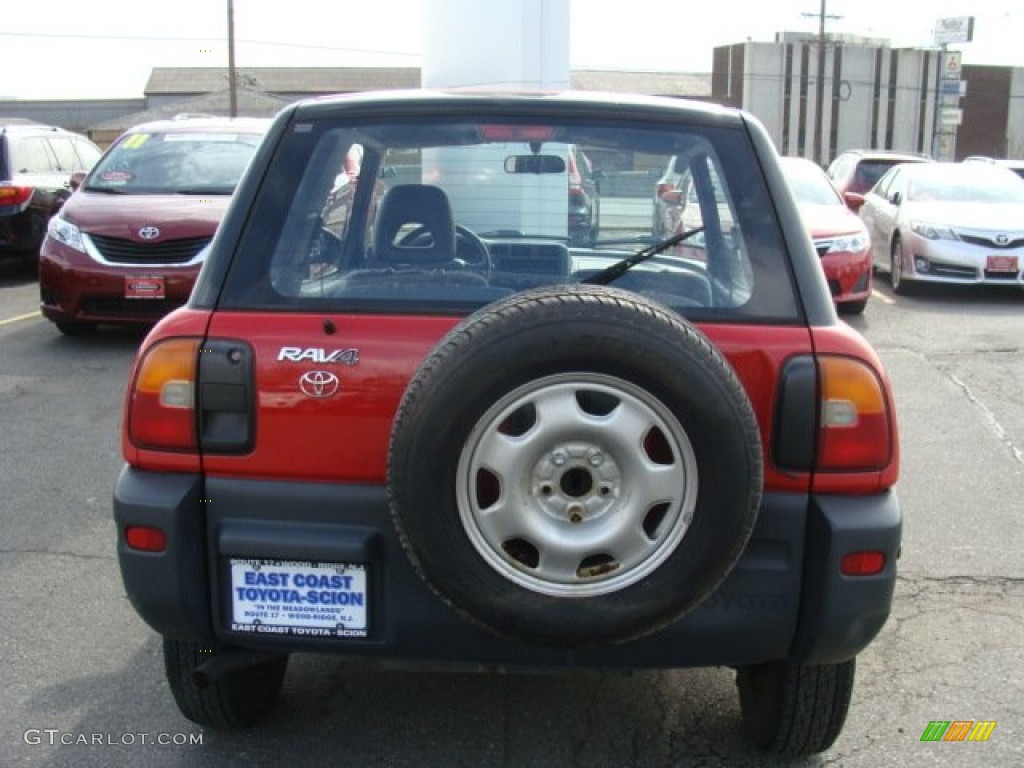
(230, 559, 368, 638)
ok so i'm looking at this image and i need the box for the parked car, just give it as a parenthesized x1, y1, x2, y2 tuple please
(652, 154, 692, 238)
(38, 116, 271, 334)
(113, 91, 901, 757)
(0, 121, 102, 262)
(651, 154, 732, 247)
(859, 161, 1024, 293)
(826, 149, 932, 212)
(567, 144, 600, 245)
(962, 155, 1024, 181)
(779, 157, 872, 314)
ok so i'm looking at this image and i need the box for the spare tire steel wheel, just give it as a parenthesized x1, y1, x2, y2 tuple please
(388, 284, 763, 646)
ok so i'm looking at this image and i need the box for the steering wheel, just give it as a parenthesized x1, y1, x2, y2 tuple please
(398, 224, 492, 271)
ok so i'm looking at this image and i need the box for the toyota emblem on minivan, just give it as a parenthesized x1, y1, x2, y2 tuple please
(138, 226, 161, 240)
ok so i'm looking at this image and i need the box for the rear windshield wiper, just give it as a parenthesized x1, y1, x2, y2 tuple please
(582, 226, 705, 286)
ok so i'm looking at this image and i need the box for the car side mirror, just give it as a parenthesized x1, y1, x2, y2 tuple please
(888, 191, 901, 206)
(69, 172, 87, 191)
(660, 189, 684, 205)
(843, 191, 865, 212)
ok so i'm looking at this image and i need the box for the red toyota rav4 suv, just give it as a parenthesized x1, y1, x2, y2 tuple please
(114, 91, 901, 756)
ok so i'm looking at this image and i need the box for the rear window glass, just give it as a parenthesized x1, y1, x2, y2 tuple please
(85, 131, 265, 195)
(852, 160, 905, 193)
(222, 114, 798, 322)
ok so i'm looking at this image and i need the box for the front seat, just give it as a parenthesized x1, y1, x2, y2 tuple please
(372, 184, 457, 267)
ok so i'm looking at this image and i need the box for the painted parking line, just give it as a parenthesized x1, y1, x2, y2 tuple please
(0, 310, 42, 327)
(871, 289, 895, 305)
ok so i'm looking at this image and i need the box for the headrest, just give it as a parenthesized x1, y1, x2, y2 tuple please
(373, 184, 457, 266)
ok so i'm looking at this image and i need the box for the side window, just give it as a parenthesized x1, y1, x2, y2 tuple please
(873, 169, 894, 199)
(269, 131, 365, 293)
(47, 137, 80, 172)
(15, 137, 57, 173)
(885, 169, 905, 203)
(72, 138, 102, 170)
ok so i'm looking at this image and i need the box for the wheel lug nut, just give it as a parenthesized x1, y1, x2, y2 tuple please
(568, 503, 584, 524)
(588, 452, 603, 467)
(551, 451, 566, 467)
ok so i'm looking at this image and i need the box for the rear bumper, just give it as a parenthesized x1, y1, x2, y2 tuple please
(113, 467, 900, 668)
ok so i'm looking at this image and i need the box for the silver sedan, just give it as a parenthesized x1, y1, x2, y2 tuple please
(859, 162, 1024, 294)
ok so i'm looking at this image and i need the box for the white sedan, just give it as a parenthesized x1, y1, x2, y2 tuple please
(859, 162, 1024, 294)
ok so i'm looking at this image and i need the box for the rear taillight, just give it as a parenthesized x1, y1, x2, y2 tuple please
(127, 338, 200, 452)
(0, 184, 33, 206)
(817, 356, 892, 471)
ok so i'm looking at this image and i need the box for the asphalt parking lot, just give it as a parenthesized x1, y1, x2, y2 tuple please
(1, 259, 1022, 767)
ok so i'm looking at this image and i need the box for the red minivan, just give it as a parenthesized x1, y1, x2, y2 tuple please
(38, 116, 270, 335)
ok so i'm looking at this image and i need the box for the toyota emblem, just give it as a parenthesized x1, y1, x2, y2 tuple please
(299, 371, 340, 398)
(995, 234, 1009, 246)
(138, 226, 161, 240)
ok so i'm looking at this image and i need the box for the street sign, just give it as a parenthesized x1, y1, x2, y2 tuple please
(943, 52, 963, 81)
(934, 17, 974, 45)
(940, 79, 966, 96)
(940, 108, 963, 127)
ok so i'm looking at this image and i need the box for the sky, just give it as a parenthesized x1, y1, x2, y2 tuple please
(1, 0, 1021, 100)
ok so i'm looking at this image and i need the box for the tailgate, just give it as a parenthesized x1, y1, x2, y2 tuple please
(200, 311, 460, 481)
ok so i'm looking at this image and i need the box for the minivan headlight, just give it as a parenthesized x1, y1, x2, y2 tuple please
(47, 215, 85, 253)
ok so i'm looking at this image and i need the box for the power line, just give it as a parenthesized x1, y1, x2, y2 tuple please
(0, 30, 420, 58)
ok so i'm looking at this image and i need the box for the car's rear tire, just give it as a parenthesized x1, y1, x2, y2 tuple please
(388, 284, 763, 647)
(736, 659, 855, 756)
(163, 638, 288, 728)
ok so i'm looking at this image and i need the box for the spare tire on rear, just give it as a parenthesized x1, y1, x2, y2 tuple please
(388, 284, 762, 646)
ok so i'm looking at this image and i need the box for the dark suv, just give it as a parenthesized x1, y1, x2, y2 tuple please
(0, 121, 102, 261)
(114, 91, 901, 757)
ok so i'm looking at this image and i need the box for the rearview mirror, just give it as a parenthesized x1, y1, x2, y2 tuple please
(504, 155, 566, 174)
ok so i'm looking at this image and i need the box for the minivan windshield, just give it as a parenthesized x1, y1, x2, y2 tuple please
(86, 131, 264, 195)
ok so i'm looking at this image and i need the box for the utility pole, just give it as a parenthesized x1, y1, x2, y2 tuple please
(227, 0, 238, 117)
(812, 0, 825, 166)
(803, 1, 841, 165)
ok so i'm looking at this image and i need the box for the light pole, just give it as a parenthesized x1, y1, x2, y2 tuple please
(227, 0, 237, 117)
